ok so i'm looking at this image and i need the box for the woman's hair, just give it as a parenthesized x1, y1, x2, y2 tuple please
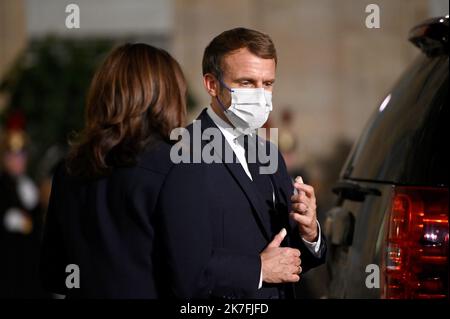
(66, 43, 187, 178)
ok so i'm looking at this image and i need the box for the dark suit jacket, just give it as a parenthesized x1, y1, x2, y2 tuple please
(40, 138, 174, 298)
(156, 109, 326, 299)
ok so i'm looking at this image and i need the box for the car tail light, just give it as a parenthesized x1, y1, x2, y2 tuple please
(384, 186, 449, 299)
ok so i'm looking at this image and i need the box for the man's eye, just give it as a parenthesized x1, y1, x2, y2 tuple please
(264, 82, 273, 87)
(240, 81, 251, 86)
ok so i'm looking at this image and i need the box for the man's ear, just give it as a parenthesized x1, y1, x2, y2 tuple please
(203, 74, 219, 97)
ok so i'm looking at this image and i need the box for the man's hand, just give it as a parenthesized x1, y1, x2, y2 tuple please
(290, 176, 318, 242)
(260, 228, 302, 284)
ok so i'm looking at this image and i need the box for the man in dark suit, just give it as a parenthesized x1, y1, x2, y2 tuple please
(157, 28, 326, 299)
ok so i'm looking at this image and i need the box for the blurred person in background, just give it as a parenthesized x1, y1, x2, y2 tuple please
(278, 108, 310, 183)
(39, 43, 187, 298)
(0, 112, 48, 298)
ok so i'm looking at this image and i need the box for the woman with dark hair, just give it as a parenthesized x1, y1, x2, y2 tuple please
(40, 43, 187, 298)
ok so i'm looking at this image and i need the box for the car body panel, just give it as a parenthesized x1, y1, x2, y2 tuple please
(325, 16, 448, 299)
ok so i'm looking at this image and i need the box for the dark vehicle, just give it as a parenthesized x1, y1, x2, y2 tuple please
(324, 16, 449, 299)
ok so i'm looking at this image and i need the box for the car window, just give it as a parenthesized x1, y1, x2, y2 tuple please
(342, 54, 449, 186)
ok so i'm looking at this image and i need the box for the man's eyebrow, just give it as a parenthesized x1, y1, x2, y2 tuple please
(233, 77, 276, 83)
(233, 77, 257, 82)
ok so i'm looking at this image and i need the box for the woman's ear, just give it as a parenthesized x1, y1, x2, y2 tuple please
(203, 74, 219, 97)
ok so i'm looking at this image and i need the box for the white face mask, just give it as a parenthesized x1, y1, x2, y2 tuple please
(217, 84, 273, 134)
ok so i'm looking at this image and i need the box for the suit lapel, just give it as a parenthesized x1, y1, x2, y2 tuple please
(197, 109, 272, 240)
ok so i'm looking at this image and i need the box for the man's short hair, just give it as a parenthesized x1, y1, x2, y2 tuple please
(202, 27, 277, 80)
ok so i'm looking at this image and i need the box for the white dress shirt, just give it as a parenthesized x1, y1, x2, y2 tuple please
(206, 107, 322, 288)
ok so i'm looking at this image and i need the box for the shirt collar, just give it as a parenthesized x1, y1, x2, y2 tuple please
(206, 106, 244, 143)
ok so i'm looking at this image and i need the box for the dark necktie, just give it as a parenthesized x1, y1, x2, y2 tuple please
(243, 135, 274, 207)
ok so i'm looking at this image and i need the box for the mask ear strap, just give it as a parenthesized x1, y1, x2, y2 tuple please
(219, 78, 233, 92)
(216, 96, 228, 112)
(216, 77, 233, 111)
